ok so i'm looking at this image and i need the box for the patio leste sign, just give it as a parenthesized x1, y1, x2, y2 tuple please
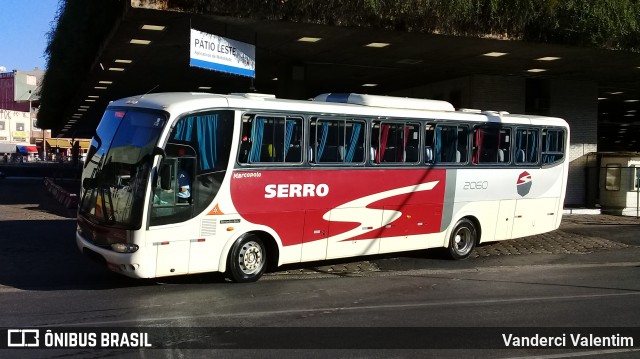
(189, 28, 256, 78)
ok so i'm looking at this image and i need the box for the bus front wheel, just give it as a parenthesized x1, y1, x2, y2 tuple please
(447, 218, 477, 260)
(226, 234, 266, 283)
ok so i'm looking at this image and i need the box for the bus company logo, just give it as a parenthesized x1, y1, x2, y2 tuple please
(265, 183, 329, 198)
(517, 171, 532, 197)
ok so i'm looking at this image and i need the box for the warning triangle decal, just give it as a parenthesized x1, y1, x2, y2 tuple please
(208, 203, 224, 215)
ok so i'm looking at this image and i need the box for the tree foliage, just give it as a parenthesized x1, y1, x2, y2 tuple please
(167, 0, 639, 49)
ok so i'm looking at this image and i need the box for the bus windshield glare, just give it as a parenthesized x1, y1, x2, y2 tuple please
(79, 109, 167, 228)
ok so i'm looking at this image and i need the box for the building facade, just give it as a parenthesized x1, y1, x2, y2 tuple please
(0, 108, 35, 143)
(0, 69, 49, 154)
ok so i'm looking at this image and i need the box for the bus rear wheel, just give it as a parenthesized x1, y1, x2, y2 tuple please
(226, 234, 266, 283)
(447, 218, 477, 260)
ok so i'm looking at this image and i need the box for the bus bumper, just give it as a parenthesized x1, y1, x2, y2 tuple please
(76, 231, 155, 279)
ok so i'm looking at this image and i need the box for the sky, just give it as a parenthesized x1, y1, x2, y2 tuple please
(0, 0, 61, 72)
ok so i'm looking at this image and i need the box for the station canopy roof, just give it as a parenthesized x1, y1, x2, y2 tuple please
(37, 1, 640, 144)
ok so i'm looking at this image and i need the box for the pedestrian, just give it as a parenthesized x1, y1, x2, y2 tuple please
(72, 141, 80, 166)
(176, 165, 191, 203)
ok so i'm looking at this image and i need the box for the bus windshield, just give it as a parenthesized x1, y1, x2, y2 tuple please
(79, 109, 167, 228)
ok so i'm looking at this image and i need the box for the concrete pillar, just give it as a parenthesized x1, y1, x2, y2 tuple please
(548, 79, 598, 206)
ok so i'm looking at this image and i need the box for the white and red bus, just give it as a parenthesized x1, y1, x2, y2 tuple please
(76, 92, 569, 282)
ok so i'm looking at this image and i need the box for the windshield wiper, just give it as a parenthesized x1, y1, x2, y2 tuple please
(99, 186, 116, 224)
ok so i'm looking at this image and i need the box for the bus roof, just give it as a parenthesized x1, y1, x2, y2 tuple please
(109, 92, 569, 128)
(313, 93, 456, 112)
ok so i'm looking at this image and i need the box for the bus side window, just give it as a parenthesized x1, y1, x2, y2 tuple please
(473, 125, 508, 164)
(283, 117, 303, 163)
(238, 116, 253, 164)
(371, 121, 419, 164)
(435, 124, 467, 164)
(313, 118, 364, 164)
(372, 122, 392, 163)
(456, 126, 469, 163)
(498, 128, 511, 163)
(542, 128, 565, 164)
(405, 123, 420, 163)
(515, 128, 538, 165)
(311, 119, 329, 163)
(344, 121, 364, 163)
(424, 123, 435, 164)
(241, 115, 302, 164)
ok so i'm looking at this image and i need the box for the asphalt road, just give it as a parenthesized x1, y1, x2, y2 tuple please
(1, 178, 640, 358)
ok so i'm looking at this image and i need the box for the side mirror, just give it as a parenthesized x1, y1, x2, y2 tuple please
(152, 147, 167, 190)
(160, 165, 172, 190)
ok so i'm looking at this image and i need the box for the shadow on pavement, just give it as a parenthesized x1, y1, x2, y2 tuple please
(0, 178, 149, 290)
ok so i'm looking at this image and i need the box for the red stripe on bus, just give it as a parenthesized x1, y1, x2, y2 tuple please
(230, 169, 446, 247)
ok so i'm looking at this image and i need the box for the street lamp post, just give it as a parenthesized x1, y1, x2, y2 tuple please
(43, 127, 46, 161)
(29, 97, 32, 161)
(7, 110, 12, 142)
(28, 92, 46, 160)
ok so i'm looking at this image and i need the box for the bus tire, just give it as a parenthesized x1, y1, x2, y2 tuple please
(447, 218, 477, 260)
(226, 234, 266, 283)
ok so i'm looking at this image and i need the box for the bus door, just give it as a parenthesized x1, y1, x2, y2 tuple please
(149, 148, 197, 276)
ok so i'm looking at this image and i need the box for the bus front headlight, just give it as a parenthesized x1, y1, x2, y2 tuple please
(111, 243, 139, 253)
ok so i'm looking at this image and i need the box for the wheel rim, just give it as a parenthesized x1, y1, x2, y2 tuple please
(238, 240, 264, 275)
(453, 227, 473, 255)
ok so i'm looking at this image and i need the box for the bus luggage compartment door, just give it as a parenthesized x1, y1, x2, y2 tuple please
(512, 198, 560, 238)
(301, 209, 329, 262)
(155, 240, 190, 277)
(494, 200, 516, 240)
(325, 207, 382, 259)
